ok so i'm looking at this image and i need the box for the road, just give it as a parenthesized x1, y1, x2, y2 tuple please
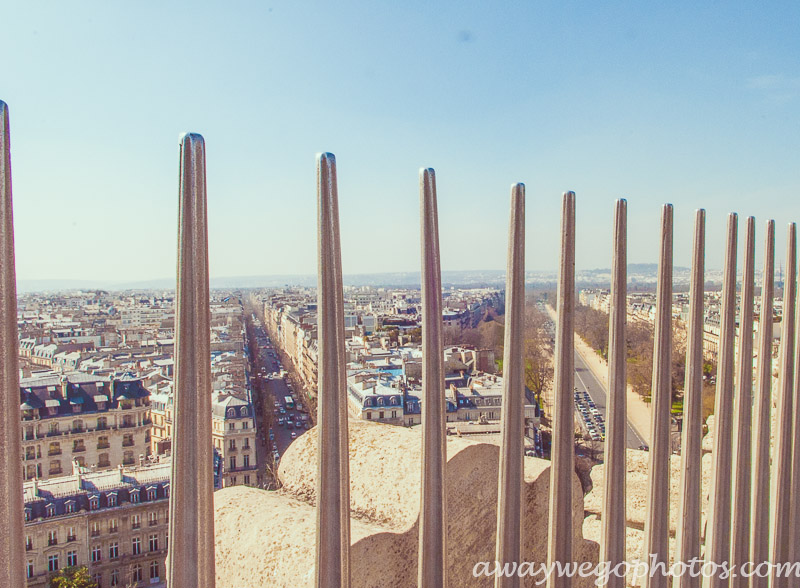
(540, 302, 648, 451)
(573, 349, 648, 449)
(246, 315, 311, 486)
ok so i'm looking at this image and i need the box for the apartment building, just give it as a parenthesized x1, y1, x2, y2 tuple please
(20, 373, 152, 481)
(23, 461, 170, 588)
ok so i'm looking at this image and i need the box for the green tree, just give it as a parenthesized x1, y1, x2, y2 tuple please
(49, 566, 98, 588)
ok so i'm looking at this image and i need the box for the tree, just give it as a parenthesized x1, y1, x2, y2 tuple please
(49, 566, 98, 588)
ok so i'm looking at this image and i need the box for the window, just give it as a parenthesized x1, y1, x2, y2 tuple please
(46, 504, 56, 518)
(48, 530, 58, 545)
(130, 489, 140, 503)
(92, 572, 102, 588)
(91, 545, 101, 562)
(131, 563, 142, 582)
(91, 521, 101, 537)
(123, 451, 134, 465)
(132, 514, 141, 529)
(107, 492, 117, 507)
(110, 569, 119, 586)
(227, 408, 235, 418)
(243, 438, 250, 449)
(149, 533, 158, 552)
(229, 439, 236, 450)
(230, 456, 236, 470)
(24, 508, 31, 522)
(109, 518, 118, 533)
(98, 453, 110, 468)
(65, 500, 75, 514)
(229, 422, 235, 430)
(90, 496, 99, 510)
(366, 412, 372, 420)
(243, 421, 249, 429)
(67, 550, 77, 567)
(148, 511, 158, 526)
(243, 454, 250, 468)
(165, 531, 168, 549)
(67, 526, 76, 541)
(97, 436, 110, 449)
(27, 561, 33, 579)
(244, 475, 250, 485)
(109, 542, 119, 559)
(150, 560, 160, 580)
(25, 536, 32, 551)
(147, 488, 156, 501)
(48, 554, 59, 572)
(132, 536, 141, 555)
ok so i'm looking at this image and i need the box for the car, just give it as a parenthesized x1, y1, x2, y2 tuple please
(286, 421, 294, 429)
(291, 432, 297, 439)
(304, 422, 311, 430)
(278, 417, 285, 425)
(279, 407, 286, 415)
(269, 432, 275, 441)
(639, 444, 649, 451)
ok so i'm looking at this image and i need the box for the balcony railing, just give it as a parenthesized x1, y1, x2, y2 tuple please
(47, 449, 61, 456)
(97, 442, 110, 449)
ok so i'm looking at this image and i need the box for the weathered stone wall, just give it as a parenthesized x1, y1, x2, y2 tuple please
(214, 420, 599, 587)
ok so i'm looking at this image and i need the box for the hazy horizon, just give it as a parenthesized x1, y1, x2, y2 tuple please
(3, 2, 798, 283)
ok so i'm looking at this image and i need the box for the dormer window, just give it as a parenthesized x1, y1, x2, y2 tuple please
(241, 407, 248, 416)
(65, 500, 76, 514)
(45, 503, 56, 517)
(227, 408, 235, 418)
(146, 487, 156, 501)
(89, 496, 99, 510)
(130, 489, 140, 504)
(24, 508, 31, 522)
(106, 492, 117, 507)
(163, 484, 170, 498)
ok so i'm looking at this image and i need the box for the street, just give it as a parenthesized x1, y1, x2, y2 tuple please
(246, 315, 311, 487)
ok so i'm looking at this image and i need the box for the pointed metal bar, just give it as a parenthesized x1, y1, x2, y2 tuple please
(769, 223, 795, 588)
(789, 231, 800, 565)
(674, 209, 705, 588)
(495, 183, 526, 588)
(600, 198, 627, 588)
(730, 216, 755, 588)
(749, 219, 774, 588)
(705, 212, 738, 587)
(315, 152, 351, 588)
(547, 191, 575, 588)
(168, 133, 215, 588)
(418, 167, 446, 588)
(0, 101, 25, 588)
(642, 204, 673, 588)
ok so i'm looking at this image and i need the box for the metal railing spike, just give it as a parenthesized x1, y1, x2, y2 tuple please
(0, 100, 25, 588)
(600, 198, 627, 588)
(168, 132, 216, 588)
(642, 203, 673, 588)
(315, 152, 351, 588)
(495, 182, 526, 588)
(547, 191, 575, 588)
(675, 209, 705, 588)
(730, 216, 755, 588)
(705, 212, 738, 588)
(769, 223, 795, 588)
(750, 219, 774, 588)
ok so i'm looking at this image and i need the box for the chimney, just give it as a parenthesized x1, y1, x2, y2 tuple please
(32, 478, 39, 496)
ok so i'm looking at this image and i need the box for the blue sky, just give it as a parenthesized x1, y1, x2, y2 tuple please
(1, 1, 798, 282)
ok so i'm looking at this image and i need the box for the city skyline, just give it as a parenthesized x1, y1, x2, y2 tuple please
(2, 2, 798, 283)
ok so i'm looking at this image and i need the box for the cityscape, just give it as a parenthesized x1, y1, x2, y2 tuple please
(2, 3, 800, 588)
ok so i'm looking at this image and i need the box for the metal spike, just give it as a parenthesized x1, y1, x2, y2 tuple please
(600, 198, 627, 588)
(495, 183, 526, 588)
(315, 152, 351, 588)
(789, 227, 800, 565)
(705, 212, 738, 587)
(675, 209, 705, 588)
(547, 191, 575, 588)
(769, 223, 795, 588)
(730, 217, 755, 587)
(418, 167, 446, 588)
(642, 204, 673, 588)
(750, 219, 774, 588)
(168, 133, 216, 588)
(0, 101, 25, 588)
